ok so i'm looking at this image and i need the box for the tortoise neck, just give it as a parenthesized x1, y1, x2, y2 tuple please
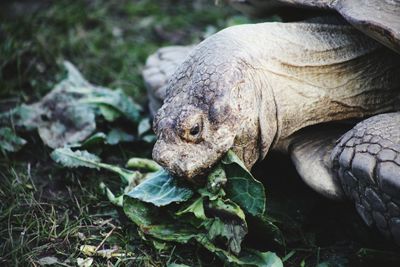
(229, 67, 278, 168)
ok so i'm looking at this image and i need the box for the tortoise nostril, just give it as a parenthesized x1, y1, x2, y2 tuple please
(157, 117, 175, 130)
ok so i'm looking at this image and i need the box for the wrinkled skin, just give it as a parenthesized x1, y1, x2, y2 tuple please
(152, 22, 400, 182)
(152, 31, 268, 180)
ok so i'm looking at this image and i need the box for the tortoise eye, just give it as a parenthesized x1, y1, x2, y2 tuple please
(190, 124, 200, 136)
(177, 108, 204, 143)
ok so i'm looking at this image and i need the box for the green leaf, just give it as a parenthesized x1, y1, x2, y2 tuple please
(81, 132, 107, 147)
(222, 150, 266, 217)
(176, 197, 207, 220)
(106, 128, 135, 145)
(207, 198, 246, 222)
(138, 117, 151, 136)
(63, 61, 90, 86)
(177, 191, 248, 255)
(123, 197, 200, 243)
(81, 89, 141, 123)
(0, 127, 27, 152)
(167, 264, 191, 267)
(81, 129, 135, 147)
(98, 104, 121, 121)
(99, 182, 123, 207)
(197, 238, 282, 267)
(238, 250, 283, 267)
(0, 104, 39, 130)
(51, 147, 141, 184)
(51, 147, 101, 169)
(207, 218, 247, 255)
(123, 197, 159, 226)
(125, 170, 193, 207)
(144, 224, 200, 243)
(206, 198, 247, 255)
(126, 157, 161, 172)
(142, 134, 156, 143)
(207, 164, 227, 194)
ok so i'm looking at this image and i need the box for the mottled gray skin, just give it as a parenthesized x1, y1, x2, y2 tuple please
(331, 113, 400, 243)
(152, 27, 277, 180)
(152, 21, 400, 182)
(152, 40, 246, 179)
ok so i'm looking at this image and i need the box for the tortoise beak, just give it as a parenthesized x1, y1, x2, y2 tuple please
(152, 140, 205, 181)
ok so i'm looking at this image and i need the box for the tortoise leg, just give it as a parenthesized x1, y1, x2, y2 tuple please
(289, 125, 349, 200)
(331, 112, 400, 244)
(142, 45, 194, 115)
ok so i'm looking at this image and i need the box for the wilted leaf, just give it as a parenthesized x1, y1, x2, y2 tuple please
(0, 104, 39, 130)
(79, 245, 133, 259)
(51, 147, 101, 169)
(125, 170, 193, 206)
(0, 62, 96, 148)
(77, 257, 93, 267)
(207, 218, 247, 255)
(38, 256, 59, 265)
(63, 61, 89, 86)
(37, 104, 96, 148)
(79, 245, 98, 256)
(0, 127, 27, 152)
(222, 150, 266, 217)
(0, 61, 141, 149)
(205, 198, 247, 255)
(51, 147, 142, 186)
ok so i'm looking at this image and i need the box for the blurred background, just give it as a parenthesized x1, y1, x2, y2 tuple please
(0, 0, 255, 107)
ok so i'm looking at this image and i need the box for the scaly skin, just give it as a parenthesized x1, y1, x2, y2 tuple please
(152, 20, 400, 181)
(332, 113, 400, 243)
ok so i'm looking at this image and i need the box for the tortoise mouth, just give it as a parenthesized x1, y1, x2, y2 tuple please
(152, 139, 226, 182)
(152, 141, 202, 180)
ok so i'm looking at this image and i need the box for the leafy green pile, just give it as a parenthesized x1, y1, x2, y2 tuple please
(51, 147, 282, 266)
(0, 62, 153, 152)
(1, 62, 282, 266)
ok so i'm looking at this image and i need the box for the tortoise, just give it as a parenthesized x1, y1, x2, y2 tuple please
(142, 0, 400, 243)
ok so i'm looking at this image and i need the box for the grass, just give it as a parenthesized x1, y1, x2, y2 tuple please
(1, 0, 400, 266)
(0, 1, 240, 265)
(0, 0, 239, 104)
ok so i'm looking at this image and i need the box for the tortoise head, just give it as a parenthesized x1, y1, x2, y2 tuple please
(152, 62, 241, 181)
(151, 30, 279, 181)
(153, 101, 238, 181)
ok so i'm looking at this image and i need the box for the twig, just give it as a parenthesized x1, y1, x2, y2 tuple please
(95, 226, 116, 252)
